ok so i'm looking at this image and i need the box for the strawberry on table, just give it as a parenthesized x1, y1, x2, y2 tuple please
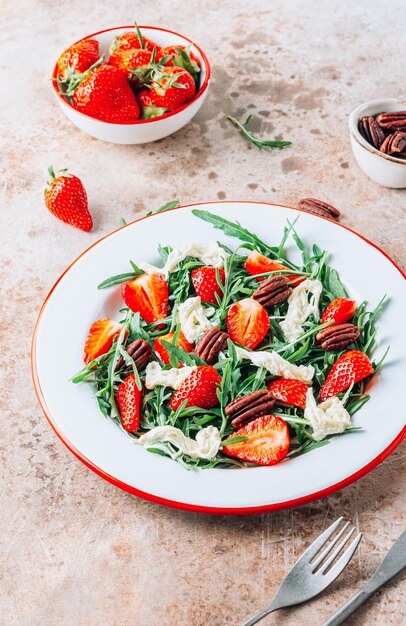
(226, 298, 270, 349)
(122, 273, 168, 324)
(319, 350, 374, 401)
(83, 318, 122, 364)
(244, 250, 305, 286)
(67, 64, 140, 123)
(222, 415, 290, 466)
(191, 266, 225, 305)
(148, 66, 196, 110)
(154, 331, 194, 366)
(117, 373, 142, 432)
(321, 298, 357, 325)
(168, 366, 221, 411)
(57, 38, 100, 80)
(44, 165, 92, 231)
(267, 379, 308, 409)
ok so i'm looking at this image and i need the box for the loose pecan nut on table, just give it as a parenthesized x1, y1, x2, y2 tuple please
(297, 198, 341, 221)
(195, 326, 229, 364)
(380, 131, 406, 157)
(316, 323, 360, 351)
(358, 115, 386, 149)
(114, 339, 152, 371)
(252, 275, 292, 308)
(225, 389, 276, 429)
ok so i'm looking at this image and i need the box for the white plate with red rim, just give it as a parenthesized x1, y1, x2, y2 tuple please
(32, 202, 406, 514)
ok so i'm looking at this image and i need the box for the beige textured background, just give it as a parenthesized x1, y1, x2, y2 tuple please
(1, 1, 405, 625)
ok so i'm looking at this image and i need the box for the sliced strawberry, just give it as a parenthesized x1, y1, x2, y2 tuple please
(222, 415, 290, 466)
(83, 318, 122, 364)
(122, 273, 168, 324)
(117, 373, 142, 432)
(154, 331, 194, 366)
(321, 298, 357, 325)
(245, 250, 305, 286)
(191, 266, 225, 305)
(226, 298, 270, 349)
(267, 379, 308, 409)
(319, 350, 374, 401)
(168, 366, 221, 411)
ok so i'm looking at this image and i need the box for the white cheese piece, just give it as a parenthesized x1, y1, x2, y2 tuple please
(235, 346, 314, 384)
(137, 425, 221, 460)
(176, 296, 213, 343)
(139, 242, 228, 277)
(280, 279, 323, 342)
(304, 388, 351, 441)
(145, 362, 196, 390)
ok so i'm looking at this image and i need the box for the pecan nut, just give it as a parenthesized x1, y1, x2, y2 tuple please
(115, 339, 152, 371)
(358, 116, 386, 149)
(298, 198, 341, 221)
(380, 131, 406, 157)
(195, 326, 229, 364)
(376, 111, 406, 131)
(316, 323, 360, 351)
(252, 275, 292, 308)
(225, 390, 275, 429)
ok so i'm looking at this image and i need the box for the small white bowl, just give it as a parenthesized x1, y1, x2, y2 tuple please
(52, 25, 211, 145)
(349, 98, 406, 188)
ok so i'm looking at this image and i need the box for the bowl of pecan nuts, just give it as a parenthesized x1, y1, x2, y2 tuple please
(349, 98, 406, 188)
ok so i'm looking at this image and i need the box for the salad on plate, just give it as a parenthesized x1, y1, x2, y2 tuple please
(72, 210, 387, 469)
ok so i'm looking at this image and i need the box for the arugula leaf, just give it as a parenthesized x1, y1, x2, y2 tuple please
(227, 115, 292, 151)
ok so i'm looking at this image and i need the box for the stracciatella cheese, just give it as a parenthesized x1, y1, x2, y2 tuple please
(145, 362, 197, 390)
(280, 279, 323, 342)
(176, 296, 213, 343)
(139, 242, 229, 277)
(304, 388, 351, 440)
(137, 425, 221, 459)
(235, 346, 314, 384)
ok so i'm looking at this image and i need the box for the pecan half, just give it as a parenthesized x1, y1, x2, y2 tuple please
(114, 339, 152, 371)
(225, 390, 275, 429)
(380, 131, 406, 157)
(252, 275, 292, 308)
(195, 326, 229, 364)
(298, 198, 341, 221)
(316, 323, 359, 351)
(376, 111, 406, 131)
(358, 116, 386, 149)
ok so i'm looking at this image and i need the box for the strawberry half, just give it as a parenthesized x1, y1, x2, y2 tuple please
(321, 298, 357, 325)
(122, 273, 168, 324)
(191, 266, 225, 305)
(117, 373, 142, 432)
(222, 415, 290, 466)
(83, 318, 122, 364)
(267, 379, 308, 409)
(168, 366, 221, 411)
(319, 350, 374, 401)
(154, 331, 194, 366)
(44, 166, 92, 231)
(57, 38, 100, 79)
(226, 298, 270, 349)
(245, 250, 305, 286)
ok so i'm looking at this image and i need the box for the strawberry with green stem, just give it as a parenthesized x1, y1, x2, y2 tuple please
(44, 165, 93, 231)
(57, 38, 100, 80)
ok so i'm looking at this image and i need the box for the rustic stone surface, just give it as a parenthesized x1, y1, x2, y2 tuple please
(1, 1, 405, 625)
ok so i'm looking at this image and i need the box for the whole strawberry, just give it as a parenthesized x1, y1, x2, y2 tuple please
(149, 66, 196, 110)
(68, 64, 140, 123)
(57, 39, 100, 80)
(44, 166, 92, 231)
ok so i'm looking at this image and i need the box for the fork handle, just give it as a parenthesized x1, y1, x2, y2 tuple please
(240, 598, 281, 626)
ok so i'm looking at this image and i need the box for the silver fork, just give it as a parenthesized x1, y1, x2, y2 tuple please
(241, 517, 362, 626)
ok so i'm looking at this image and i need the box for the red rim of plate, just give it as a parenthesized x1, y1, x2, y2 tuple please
(51, 25, 211, 126)
(31, 201, 406, 514)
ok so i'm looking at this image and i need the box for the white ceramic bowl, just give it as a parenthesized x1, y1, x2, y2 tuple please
(349, 98, 406, 188)
(52, 26, 211, 144)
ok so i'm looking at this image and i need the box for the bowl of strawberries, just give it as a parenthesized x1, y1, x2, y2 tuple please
(52, 24, 210, 144)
